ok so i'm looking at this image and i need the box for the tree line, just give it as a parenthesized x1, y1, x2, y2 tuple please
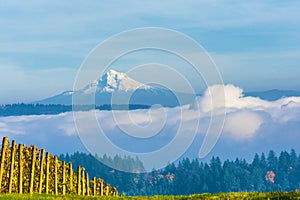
(60, 149, 300, 196)
(0, 104, 151, 116)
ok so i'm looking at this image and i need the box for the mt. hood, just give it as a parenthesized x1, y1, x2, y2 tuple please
(35, 70, 194, 107)
(81, 70, 150, 94)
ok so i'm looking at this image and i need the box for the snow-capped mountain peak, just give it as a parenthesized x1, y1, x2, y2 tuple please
(81, 70, 150, 94)
(34, 69, 194, 106)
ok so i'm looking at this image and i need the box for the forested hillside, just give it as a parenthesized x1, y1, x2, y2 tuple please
(60, 150, 300, 196)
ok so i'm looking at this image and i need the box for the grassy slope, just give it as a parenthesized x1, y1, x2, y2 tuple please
(0, 192, 300, 200)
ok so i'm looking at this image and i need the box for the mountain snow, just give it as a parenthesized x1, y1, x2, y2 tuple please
(81, 70, 150, 94)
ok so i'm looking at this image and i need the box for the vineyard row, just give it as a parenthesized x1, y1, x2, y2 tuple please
(0, 137, 118, 196)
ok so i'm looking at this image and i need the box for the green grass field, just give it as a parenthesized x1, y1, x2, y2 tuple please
(0, 192, 300, 200)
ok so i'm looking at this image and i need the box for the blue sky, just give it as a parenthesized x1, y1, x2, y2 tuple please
(1, 0, 300, 104)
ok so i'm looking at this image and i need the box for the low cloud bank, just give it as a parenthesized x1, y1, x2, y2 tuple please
(0, 84, 299, 163)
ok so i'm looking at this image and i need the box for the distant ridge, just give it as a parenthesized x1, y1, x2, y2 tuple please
(245, 89, 300, 101)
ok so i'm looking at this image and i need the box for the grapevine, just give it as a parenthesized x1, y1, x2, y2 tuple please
(0, 137, 117, 196)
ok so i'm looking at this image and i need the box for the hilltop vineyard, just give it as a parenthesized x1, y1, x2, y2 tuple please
(0, 137, 117, 196)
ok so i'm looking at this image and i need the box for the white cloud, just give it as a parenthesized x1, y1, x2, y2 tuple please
(223, 110, 263, 141)
(197, 84, 300, 140)
(199, 84, 300, 111)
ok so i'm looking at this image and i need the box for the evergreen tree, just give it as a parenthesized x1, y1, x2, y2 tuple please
(251, 154, 265, 191)
(208, 156, 222, 193)
(277, 151, 290, 190)
(267, 150, 278, 172)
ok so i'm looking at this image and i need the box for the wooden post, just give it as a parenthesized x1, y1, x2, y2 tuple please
(38, 149, 45, 194)
(93, 177, 96, 196)
(45, 152, 50, 194)
(8, 140, 16, 194)
(69, 163, 73, 194)
(18, 144, 23, 194)
(113, 187, 118, 196)
(86, 172, 89, 196)
(0, 137, 8, 192)
(54, 156, 58, 195)
(105, 184, 109, 196)
(29, 146, 36, 194)
(81, 168, 85, 195)
(100, 179, 104, 196)
(77, 166, 81, 195)
(62, 161, 66, 195)
(112, 187, 115, 196)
